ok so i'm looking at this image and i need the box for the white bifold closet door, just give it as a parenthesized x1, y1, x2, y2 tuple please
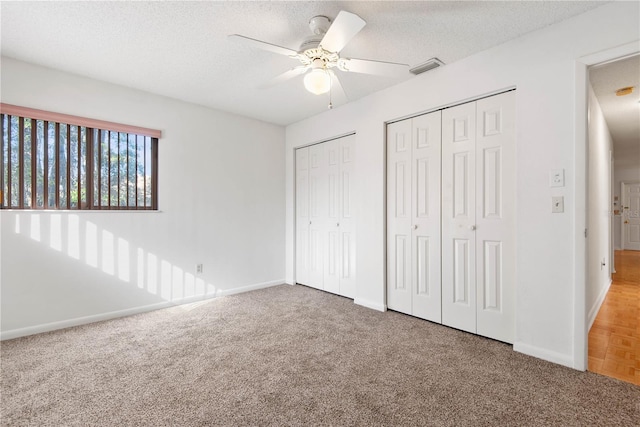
(442, 90, 515, 343)
(295, 134, 356, 298)
(387, 110, 442, 323)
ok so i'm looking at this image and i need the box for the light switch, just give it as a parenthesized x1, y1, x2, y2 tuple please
(552, 196, 564, 213)
(549, 169, 564, 187)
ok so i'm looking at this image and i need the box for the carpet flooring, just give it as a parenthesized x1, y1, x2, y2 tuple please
(1, 284, 639, 426)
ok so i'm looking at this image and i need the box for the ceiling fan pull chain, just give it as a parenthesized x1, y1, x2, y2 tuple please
(328, 71, 333, 109)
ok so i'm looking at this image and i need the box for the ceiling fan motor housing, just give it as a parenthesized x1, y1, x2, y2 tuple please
(299, 36, 323, 52)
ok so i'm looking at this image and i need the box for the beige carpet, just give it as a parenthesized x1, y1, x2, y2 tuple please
(1, 284, 639, 426)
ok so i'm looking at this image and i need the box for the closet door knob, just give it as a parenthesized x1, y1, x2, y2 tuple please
(413, 224, 418, 230)
(470, 225, 476, 231)
(337, 222, 340, 227)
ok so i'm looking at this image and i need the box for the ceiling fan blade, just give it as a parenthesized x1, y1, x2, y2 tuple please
(228, 34, 299, 57)
(328, 71, 348, 106)
(259, 66, 309, 89)
(320, 11, 366, 53)
(341, 58, 409, 78)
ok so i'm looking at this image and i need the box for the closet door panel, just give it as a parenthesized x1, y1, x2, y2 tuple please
(475, 91, 515, 343)
(339, 135, 356, 298)
(295, 148, 310, 285)
(411, 111, 442, 322)
(308, 143, 327, 290)
(387, 119, 413, 314)
(442, 102, 477, 334)
(324, 139, 341, 294)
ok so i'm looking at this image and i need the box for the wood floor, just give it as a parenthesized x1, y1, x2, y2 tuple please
(588, 250, 640, 385)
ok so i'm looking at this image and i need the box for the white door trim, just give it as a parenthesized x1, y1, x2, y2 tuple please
(574, 40, 640, 371)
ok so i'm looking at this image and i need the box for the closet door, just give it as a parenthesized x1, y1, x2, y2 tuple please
(339, 135, 356, 298)
(387, 119, 413, 314)
(308, 143, 327, 290)
(442, 101, 477, 334)
(295, 135, 357, 298)
(295, 148, 310, 285)
(324, 139, 341, 294)
(387, 111, 442, 321)
(475, 91, 515, 343)
(411, 112, 442, 322)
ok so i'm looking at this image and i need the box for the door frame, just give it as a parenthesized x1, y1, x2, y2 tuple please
(574, 40, 640, 371)
(621, 181, 640, 250)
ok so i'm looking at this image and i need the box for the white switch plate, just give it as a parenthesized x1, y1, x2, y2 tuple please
(549, 169, 564, 187)
(552, 196, 564, 213)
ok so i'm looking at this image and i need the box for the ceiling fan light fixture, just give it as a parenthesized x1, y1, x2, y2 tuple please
(615, 86, 634, 96)
(304, 68, 331, 95)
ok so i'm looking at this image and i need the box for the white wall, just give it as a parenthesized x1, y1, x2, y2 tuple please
(586, 84, 613, 329)
(285, 2, 639, 368)
(1, 58, 286, 338)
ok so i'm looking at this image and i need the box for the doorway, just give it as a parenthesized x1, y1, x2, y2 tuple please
(586, 53, 640, 383)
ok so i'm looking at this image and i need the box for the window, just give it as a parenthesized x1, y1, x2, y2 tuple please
(0, 104, 160, 210)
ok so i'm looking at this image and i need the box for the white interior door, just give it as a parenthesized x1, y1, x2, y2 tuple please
(622, 182, 640, 250)
(442, 101, 477, 334)
(387, 119, 413, 314)
(387, 111, 442, 321)
(339, 135, 357, 298)
(475, 91, 515, 343)
(295, 148, 310, 285)
(295, 135, 357, 297)
(411, 111, 442, 322)
(324, 139, 341, 294)
(308, 143, 327, 289)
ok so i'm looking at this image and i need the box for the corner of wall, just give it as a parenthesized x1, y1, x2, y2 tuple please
(513, 342, 576, 370)
(354, 297, 386, 312)
(587, 278, 612, 331)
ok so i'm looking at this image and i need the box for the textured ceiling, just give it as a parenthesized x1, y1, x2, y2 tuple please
(1, 1, 607, 126)
(590, 55, 640, 157)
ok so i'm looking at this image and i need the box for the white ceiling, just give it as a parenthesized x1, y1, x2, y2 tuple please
(1, 1, 607, 126)
(589, 55, 640, 158)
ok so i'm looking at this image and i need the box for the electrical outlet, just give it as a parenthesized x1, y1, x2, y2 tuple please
(552, 196, 564, 213)
(549, 169, 564, 187)
(196, 263, 203, 274)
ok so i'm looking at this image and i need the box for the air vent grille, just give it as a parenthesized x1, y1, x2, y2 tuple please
(410, 58, 444, 75)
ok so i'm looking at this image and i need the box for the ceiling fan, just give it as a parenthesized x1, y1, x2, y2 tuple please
(229, 11, 409, 108)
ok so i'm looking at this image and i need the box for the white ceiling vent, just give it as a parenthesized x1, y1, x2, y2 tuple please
(410, 58, 444, 75)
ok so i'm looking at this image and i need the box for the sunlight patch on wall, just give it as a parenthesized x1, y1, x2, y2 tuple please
(118, 238, 130, 282)
(86, 221, 98, 268)
(161, 260, 171, 300)
(10, 212, 223, 305)
(137, 248, 145, 289)
(147, 252, 158, 294)
(30, 214, 41, 242)
(172, 266, 184, 299)
(102, 230, 115, 275)
(50, 214, 62, 251)
(67, 215, 80, 260)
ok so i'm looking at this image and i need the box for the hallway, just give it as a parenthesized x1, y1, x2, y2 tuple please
(588, 250, 640, 385)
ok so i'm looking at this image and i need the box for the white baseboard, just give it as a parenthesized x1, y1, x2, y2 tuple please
(513, 342, 574, 369)
(1, 279, 284, 341)
(587, 278, 612, 331)
(354, 297, 386, 312)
